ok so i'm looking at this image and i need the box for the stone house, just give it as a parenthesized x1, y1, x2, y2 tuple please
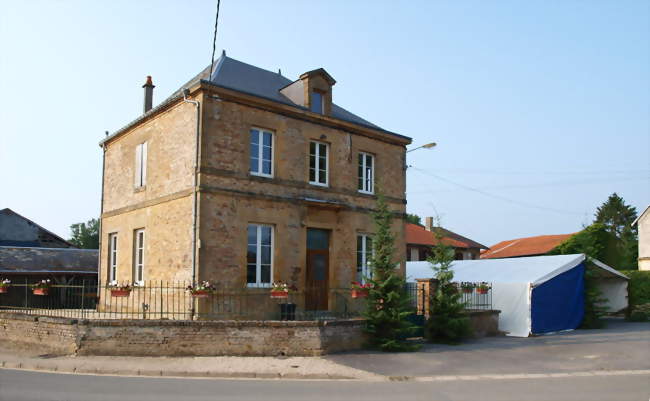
(632, 205, 650, 271)
(98, 52, 411, 313)
(405, 217, 488, 261)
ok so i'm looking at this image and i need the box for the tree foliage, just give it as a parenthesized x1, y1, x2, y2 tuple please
(69, 218, 99, 249)
(362, 193, 420, 352)
(405, 213, 422, 226)
(594, 193, 638, 269)
(425, 222, 472, 344)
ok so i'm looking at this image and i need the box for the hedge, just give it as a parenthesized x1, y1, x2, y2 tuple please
(620, 270, 650, 321)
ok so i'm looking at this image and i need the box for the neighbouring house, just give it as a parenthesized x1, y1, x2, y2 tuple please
(0, 208, 74, 248)
(406, 217, 488, 261)
(98, 52, 411, 314)
(480, 233, 574, 259)
(407, 254, 628, 337)
(632, 205, 650, 271)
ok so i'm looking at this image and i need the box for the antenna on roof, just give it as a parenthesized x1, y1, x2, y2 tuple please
(278, 68, 282, 75)
(209, 0, 222, 79)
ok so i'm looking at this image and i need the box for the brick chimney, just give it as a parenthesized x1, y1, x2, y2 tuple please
(142, 76, 155, 113)
(425, 216, 434, 232)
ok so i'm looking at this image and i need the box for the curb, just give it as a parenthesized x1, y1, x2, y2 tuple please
(0, 359, 357, 381)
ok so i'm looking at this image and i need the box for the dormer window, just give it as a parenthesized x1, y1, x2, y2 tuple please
(311, 91, 324, 114)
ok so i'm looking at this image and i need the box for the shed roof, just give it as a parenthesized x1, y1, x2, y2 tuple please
(406, 254, 627, 286)
(480, 233, 574, 259)
(0, 246, 98, 274)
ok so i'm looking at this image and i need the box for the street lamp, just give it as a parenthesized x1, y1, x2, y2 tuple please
(406, 142, 437, 153)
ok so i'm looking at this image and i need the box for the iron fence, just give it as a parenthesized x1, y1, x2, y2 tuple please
(0, 280, 492, 321)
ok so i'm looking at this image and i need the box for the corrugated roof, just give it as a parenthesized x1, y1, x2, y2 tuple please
(405, 223, 488, 249)
(480, 234, 574, 259)
(0, 246, 98, 274)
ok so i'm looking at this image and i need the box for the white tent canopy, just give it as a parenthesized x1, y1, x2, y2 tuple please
(406, 254, 628, 337)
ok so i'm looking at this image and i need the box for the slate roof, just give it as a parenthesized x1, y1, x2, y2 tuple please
(0, 208, 74, 248)
(480, 234, 574, 259)
(102, 53, 408, 145)
(405, 223, 488, 250)
(0, 246, 98, 274)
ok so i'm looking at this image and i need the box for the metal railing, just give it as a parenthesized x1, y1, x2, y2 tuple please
(0, 280, 492, 321)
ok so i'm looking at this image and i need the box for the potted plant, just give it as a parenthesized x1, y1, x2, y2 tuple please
(476, 282, 491, 294)
(0, 279, 10, 294)
(108, 281, 135, 297)
(186, 281, 217, 298)
(270, 281, 290, 299)
(351, 281, 372, 298)
(460, 282, 475, 294)
(31, 279, 51, 296)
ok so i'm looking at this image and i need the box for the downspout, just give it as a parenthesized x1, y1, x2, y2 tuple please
(183, 89, 201, 285)
(97, 134, 108, 295)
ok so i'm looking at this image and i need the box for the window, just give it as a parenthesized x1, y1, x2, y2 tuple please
(108, 233, 118, 282)
(134, 142, 148, 188)
(358, 152, 374, 194)
(311, 91, 324, 114)
(356, 234, 373, 283)
(247, 224, 273, 287)
(249, 128, 273, 177)
(309, 141, 328, 186)
(133, 229, 145, 284)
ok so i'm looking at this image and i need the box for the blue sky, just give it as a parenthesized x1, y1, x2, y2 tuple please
(1, 0, 648, 246)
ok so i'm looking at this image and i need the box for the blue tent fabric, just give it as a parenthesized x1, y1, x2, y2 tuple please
(531, 263, 585, 334)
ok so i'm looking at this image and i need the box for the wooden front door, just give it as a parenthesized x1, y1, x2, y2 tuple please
(306, 229, 329, 311)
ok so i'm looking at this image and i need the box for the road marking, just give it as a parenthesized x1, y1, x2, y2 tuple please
(411, 370, 650, 382)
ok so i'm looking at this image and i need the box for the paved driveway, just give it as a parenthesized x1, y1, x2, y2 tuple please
(326, 319, 650, 377)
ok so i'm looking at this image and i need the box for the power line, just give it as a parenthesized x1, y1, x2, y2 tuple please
(209, 0, 222, 79)
(409, 166, 584, 216)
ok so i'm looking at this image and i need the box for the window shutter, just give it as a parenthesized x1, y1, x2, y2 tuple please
(141, 142, 148, 186)
(134, 144, 142, 187)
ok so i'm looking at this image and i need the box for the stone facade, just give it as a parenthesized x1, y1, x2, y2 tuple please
(99, 63, 411, 315)
(0, 312, 364, 356)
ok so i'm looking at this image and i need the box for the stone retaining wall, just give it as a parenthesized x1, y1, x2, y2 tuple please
(0, 312, 364, 356)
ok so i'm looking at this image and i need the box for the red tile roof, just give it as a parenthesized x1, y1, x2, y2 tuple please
(480, 234, 574, 259)
(405, 223, 488, 249)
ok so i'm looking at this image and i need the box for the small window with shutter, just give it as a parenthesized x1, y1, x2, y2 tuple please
(134, 142, 147, 188)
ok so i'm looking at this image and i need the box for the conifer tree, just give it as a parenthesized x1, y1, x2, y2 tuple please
(425, 223, 472, 343)
(362, 193, 419, 352)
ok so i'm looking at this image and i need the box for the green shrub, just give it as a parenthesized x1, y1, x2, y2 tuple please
(629, 303, 650, 322)
(619, 270, 650, 320)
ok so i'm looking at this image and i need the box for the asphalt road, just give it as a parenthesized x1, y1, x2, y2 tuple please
(0, 369, 648, 401)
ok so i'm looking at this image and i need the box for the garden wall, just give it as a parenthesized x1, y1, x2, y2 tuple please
(0, 312, 364, 356)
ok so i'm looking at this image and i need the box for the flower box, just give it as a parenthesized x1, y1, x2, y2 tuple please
(110, 289, 131, 297)
(33, 288, 49, 296)
(0, 287, 8, 294)
(191, 290, 211, 298)
(476, 288, 489, 294)
(462, 288, 474, 294)
(351, 289, 369, 298)
(270, 290, 289, 299)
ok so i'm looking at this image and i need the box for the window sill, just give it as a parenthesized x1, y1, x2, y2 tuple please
(250, 172, 274, 179)
(358, 190, 375, 196)
(134, 186, 146, 193)
(309, 182, 329, 188)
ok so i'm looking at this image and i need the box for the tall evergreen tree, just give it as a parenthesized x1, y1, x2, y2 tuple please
(362, 193, 419, 352)
(594, 193, 638, 268)
(425, 223, 472, 343)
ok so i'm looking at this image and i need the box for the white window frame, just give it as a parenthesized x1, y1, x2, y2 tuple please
(108, 233, 118, 282)
(309, 141, 329, 187)
(249, 128, 274, 178)
(246, 224, 274, 288)
(133, 229, 145, 285)
(356, 234, 374, 283)
(358, 152, 374, 194)
(134, 142, 148, 188)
